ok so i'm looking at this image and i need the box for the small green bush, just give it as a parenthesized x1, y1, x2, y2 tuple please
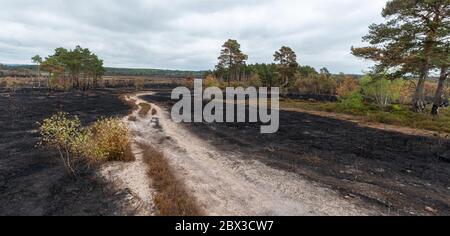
(391, 104, 402, 112)
(39, 112, 85, 174)
(339, 92, 364, 110)
(360, 76, 404, 108)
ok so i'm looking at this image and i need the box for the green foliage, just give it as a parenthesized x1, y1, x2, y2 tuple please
(31, 55, 42, 64)
(274, 46, 299, 87)
(41, 45, 105, 90)
(281, 99, 450, 133)
(246, 63, 279, 87)
(360, 75, 404, 108)
(298, 65, 318, 78)
(39, 112, 84, 174)
(352, 0, 449, 77)
(352, 0, 449, 112)
(339, 92, 364, 110)
(246, 74, 263, 88)
(217, 39, 248, 84)
(39, 113, 133, 175)
(391, 104, 403, 112)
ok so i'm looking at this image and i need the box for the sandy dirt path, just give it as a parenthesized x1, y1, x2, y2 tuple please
(126, 92, 378, 216)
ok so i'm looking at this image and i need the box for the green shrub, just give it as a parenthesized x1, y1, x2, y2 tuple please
(339, 92, 364, 110)
(391, 104, 403, 112)
(39, 112, 85, 174)
(39, 113, 133, 175)
(360, 75, 404, 108)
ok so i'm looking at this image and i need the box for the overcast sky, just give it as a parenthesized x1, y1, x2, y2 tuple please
(0, 0, 388, 73)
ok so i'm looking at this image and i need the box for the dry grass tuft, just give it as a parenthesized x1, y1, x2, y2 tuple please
(119, 95, 139, 113)
(89, 118, 135, 162)
(139, 143, 203, 216)
(139, 103, 152, 117)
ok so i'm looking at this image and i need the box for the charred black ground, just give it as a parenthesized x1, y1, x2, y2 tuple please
(1, 88, 449, 216)
(0, 88, 134, 216)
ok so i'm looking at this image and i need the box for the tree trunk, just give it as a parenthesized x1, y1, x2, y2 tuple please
(413, 14, 439, 113)
(412, 40, 433, 112)
(282, 74, 289, 88)
(431, 66, 449, 115)
(413, 71, 427, 112)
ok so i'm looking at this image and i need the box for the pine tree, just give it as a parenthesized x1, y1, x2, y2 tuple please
(352, 0, 449, 112)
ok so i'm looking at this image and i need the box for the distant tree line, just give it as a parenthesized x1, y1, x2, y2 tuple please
(105, 67, 205, 78)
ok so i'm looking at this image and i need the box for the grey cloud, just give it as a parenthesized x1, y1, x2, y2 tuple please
(0, 0, 388, 73)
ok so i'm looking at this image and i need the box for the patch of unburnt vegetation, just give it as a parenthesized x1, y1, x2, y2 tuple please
(139, 143, 203, 216)
(281, 99, 450, 134)
(39, 112, 134, 175)
(139, 103, 152, 117)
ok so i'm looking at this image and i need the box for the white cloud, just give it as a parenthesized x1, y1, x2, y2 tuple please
(0, 0, 388, 73)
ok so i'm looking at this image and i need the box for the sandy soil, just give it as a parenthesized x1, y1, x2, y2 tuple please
(98, 96, 160, 216)
(128, 92, 379, 216)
